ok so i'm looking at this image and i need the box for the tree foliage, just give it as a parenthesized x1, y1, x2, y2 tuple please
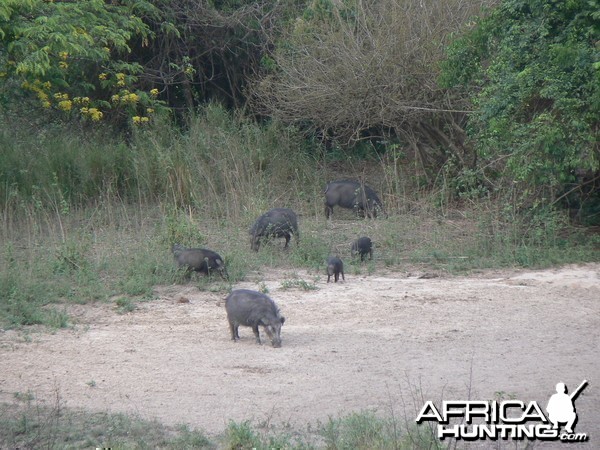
(0, 0, 165, 125)
(134, 0, 294, 111)
(441, 0, 600, 219)
(0, 0, 295, 125)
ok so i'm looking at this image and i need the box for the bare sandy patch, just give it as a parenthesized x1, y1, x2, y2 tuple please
(0, 263, 598, 447)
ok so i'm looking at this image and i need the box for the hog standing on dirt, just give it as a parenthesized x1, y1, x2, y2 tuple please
(327, 256, 345, 283)
(324, 180, 385, 219)
(172, 244, 228, 280)
(351, 237, 373, 261)
(250, 208, 299, 251)
(225, 289, 285, 348)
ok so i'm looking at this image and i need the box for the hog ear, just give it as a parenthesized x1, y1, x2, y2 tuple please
(280, 316, 285, 324)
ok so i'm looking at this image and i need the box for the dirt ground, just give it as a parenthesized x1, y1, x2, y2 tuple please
(0, 263, 598, 447)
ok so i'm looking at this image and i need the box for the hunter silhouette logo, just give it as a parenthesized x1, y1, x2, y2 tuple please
(416, 380, 589, 442)
(546, 380, 587, 434)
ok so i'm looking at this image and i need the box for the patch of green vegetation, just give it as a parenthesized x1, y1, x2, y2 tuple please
(0, 397, 215, 450)
(288, 231, 331, 270)
(280, 278, 319, 291)
(114, 297, 136, 314)
(163, 210, 206, 248)
(222, 420, 262, 449)
(318, 410, 441, 450)
(0, 244, 70, 328)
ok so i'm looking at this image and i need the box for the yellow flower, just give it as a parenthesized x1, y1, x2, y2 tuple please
(58, 100, 72, 111)
(53, 92, 69, 100)
(81, 107, 103, 121)
(150, 88, 159, 97)
(89, 108, 103, 121)
(42, 101, 51, 108)
(146, 108, 154, 114)
(111, 94, 120, 103)
(125, 93, 139, 104)
(132, 116, 149, 124)
(59, 61, 68, 69)
(116, 73, 126, 87)
(99, 73, 108, 80)
(59, 52, 68, 60)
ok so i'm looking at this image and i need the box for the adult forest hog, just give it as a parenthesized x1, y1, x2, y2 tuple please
(225, 289, 285, 348)
(250, 208, 299, 251)
(172, 244, 228, 280)
(351, 237, 373, 261)
(327, 256, 345, 283)
(324, 180, 385, 219)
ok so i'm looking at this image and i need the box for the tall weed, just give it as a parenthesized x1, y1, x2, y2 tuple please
(130, 104, 320, 220)
(0, 105, 320, 222)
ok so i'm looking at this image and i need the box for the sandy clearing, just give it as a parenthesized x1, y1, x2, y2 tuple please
(0, 263, 598, 448)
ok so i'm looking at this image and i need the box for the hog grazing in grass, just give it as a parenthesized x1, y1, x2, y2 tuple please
(351, 237, 373, 261)
(225, 289, 285, 348)
(324, 180, 386, 219)
(327, 256, 345, 283)
(250, 207, 299, 251)
(172, 244, 228, 280)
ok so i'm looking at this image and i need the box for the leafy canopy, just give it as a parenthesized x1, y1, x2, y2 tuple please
(441, 0, 599, 205)
(0, 0, 162, 124)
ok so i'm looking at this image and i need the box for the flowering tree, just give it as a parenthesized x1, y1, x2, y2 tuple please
(0, 0, 163, 126)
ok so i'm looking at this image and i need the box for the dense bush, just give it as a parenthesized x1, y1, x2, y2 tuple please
(0, 104, 318, 218)
(441, 0, 600, 222)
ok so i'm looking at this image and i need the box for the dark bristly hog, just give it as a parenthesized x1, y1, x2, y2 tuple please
(172, 244, 228, 280)
(250, 208, 299, 251)
(225, 289, 285, 348)
(327, 256, 345, 283)
(324, 180, 386, 219)
(351, 237, 373, 261)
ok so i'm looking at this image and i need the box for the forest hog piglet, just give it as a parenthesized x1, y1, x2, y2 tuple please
(351, 237, 373, 261)
(225, 289, 285, 348)
(172, 244, 228, 280)
(324, 180, 386, 219)
(327, 256, 345, 283)
(250, 208, 299, 251)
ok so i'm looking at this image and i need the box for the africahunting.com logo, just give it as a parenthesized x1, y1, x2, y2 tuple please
(416, 380, 589, 443)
